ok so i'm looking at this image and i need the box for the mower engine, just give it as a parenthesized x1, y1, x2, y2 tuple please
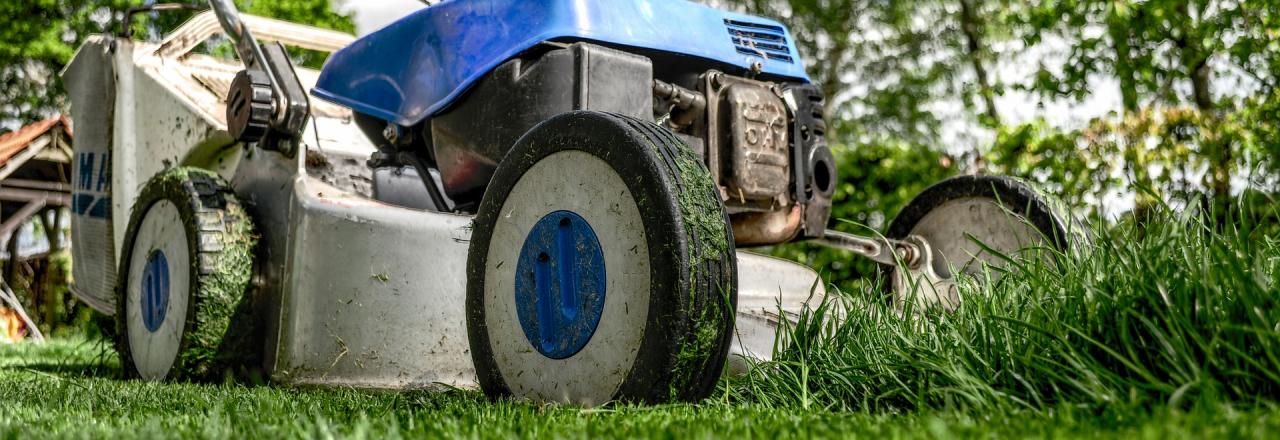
(655, 72, 834, 245)
(405, 44, 835, 246)
(305, 1, 835, 248)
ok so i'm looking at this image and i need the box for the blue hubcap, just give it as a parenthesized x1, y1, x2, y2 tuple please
(141, 250, 170, 333)
(514, 210, 607, 359)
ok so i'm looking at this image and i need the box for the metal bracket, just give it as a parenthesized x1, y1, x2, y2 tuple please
(261, 43, 310, 137)
(816, 230, 962, 311)
(815, 229, 922, 268)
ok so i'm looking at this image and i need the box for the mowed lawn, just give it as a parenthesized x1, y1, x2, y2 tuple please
(0, 338, 1276, 439)
(3, 211, 1280, 439)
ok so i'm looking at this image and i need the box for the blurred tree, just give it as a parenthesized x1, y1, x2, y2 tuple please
(991, 108, 1223, 218)
(1018, 0, 1279, 212)
(1023, 0, 1269, 112)
(0, 0, 353, 130)
(959, 0, 1001, 128)
(0, 0, 133, 126)
(993, 100, 1277, 221)
(723, 0, 1276, 210)
(722, 0, 1016, 149)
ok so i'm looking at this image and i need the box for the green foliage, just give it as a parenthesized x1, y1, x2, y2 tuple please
(1021, 0, 1276, 112)
(241, 0, 354, 33)
(0, 0, 134, 124)
(989, 103, 1279, 219)
(1238, 89, 1280, 173)
(1007, 0, 1278, 212)
(987, 120, 1096, 209)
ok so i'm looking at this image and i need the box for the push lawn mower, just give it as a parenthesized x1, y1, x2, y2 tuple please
(61, 0, 1078, 405)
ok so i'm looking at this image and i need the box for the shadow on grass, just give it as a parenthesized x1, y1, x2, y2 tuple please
(3, 361, 120, 379)
(0, 337, 122, 379)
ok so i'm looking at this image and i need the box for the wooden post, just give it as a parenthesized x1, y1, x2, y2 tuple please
(5, 230, 18, 285)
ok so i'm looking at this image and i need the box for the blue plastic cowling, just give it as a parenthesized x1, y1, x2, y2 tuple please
(313, 0, 811, 126)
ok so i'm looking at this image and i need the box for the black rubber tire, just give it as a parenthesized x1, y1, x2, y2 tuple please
(466, 111, 737, 404)
(116, 167, 258, 381)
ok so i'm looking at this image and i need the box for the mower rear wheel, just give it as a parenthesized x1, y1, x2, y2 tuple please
(885, 175, 1081, 308)
(116, 168, 258, 381)
(466, 111, 737, 406)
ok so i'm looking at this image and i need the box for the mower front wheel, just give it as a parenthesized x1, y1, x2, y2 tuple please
(466, 111, 737, 406)
(116, 168, 258, 381)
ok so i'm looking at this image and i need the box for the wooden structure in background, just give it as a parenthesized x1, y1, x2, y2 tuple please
(0, 116, 73, 342)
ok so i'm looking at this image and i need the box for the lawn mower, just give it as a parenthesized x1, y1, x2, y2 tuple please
(60, 0, 1078, 405)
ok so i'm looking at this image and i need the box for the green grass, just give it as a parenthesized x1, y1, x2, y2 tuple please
(2, 338, 1278, 439)
(728, 209, 1280, 414)
(2, 209, 1279, 438)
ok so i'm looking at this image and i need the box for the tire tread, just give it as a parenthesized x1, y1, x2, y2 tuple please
(115, 168, 257, 381)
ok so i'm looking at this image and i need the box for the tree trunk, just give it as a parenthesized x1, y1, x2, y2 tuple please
(1191, 59, 1213, 111)
(38, 208, 60, 253)
(1173, 0, 1227, 214)
(959, 0, 999, 126)
(1177, 0, 1214, 113)
(1195, 60, 1230, 216)
(52, 208, 62, 251)
(1190, 57, 1227, 210)
(1108, 21, 1140, 112)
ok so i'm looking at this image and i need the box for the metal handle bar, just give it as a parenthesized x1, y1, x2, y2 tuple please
(156, 11, 355, 59)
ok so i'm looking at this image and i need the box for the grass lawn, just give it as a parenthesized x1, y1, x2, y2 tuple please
(3, 211, 1279, 438)
(1, 338, 1278, 439)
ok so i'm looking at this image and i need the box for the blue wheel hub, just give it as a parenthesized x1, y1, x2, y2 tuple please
(141, 250, 170, 333)
(514, 210, 607, 359)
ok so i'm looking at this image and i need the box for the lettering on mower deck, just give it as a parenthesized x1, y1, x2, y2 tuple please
(72, 152, 111, 219)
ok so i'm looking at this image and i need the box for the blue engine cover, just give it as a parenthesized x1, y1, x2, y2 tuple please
(313, 0, 810, 126)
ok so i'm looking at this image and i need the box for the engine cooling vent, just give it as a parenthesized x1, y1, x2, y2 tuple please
(724, 19, 794, 64)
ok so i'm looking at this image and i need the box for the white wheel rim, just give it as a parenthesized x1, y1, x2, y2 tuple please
(484, 150, 651, 405)
(125, 199, 190, 380)
(907, 197, 1048, 279)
